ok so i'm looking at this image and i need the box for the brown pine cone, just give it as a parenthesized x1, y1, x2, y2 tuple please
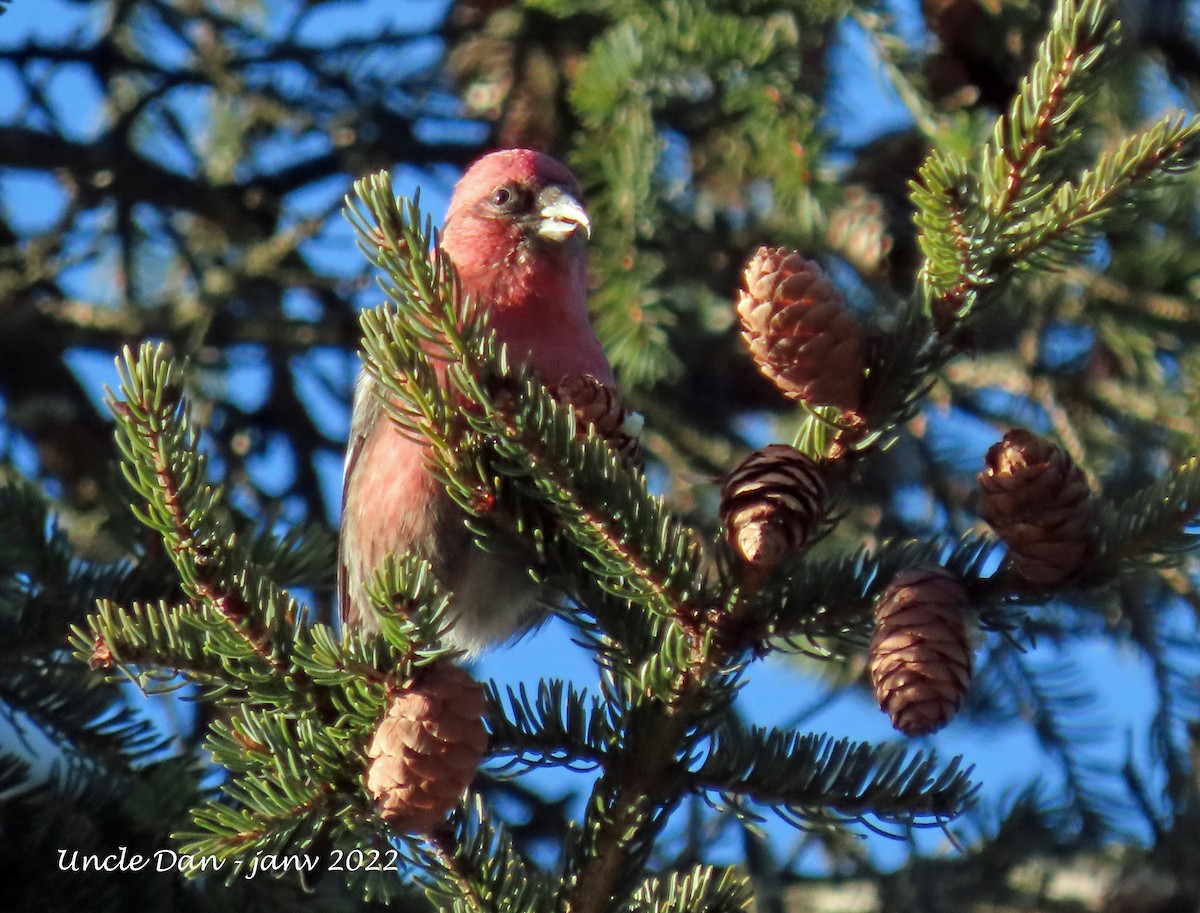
(366, 662, 488, 833)
(553, 373, 640, 461)
(978, 429, 1094, 586)
(719, 444, 827, 569)
(737, 247, 866, 414)
(826, 186, 894, 278)
(869, 565, 973, 737)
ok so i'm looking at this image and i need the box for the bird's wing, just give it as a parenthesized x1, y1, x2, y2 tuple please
(338, 371, 380, 627)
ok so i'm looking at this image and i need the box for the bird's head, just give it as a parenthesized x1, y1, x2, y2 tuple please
(441, 149, 591, 308)
(438, 148, 610, 384)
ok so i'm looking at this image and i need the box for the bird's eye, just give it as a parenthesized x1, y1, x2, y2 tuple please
(491, 185, 524, 211)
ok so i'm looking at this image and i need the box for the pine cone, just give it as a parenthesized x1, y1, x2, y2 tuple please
(737, 247, 865, 414)
(827, 186, 893, 277)
(553, 373, 640, 461)
(720, 444, 827, 569)
(366, 662, 488, 833)
(978, 429, 1094, 586)
(869, 565, 973, 736)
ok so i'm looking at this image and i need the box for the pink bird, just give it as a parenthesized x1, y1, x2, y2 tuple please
(339, 149, 615, 653)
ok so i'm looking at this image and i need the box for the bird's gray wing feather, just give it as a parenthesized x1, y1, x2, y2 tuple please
(338, 371, 382, 627)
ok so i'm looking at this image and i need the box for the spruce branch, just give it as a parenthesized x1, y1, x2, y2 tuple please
(1095, 456, 1200, 567)
(411, 798, 553, 913)
(694, 728, 977, 831)
(564, 597, 680, 711)
(1118, 577, 1200, 801)
(742, 451, 1200, 664)
(1073, 265, 1200, 325)
(484, 681, 614, 773)
(80, 343, 482, 893)
(291, 623, 395, 693)
(852, 301, 943, 452)
(1007, 115, 1200, 269)
(181, 778, 339, 863)
(172, 623, 416, 892)
(0, 472, 207, 833)
(0, 472, 74, 580)
(562, 609, 770, 913)
(911, 138, 988, 318)
(980, 0, 1118, 223)
(0, 755, 29, 794)
(0, 661, 168, 772)
(75, 599, 237, 693)
(570, 20, 673, 387)
(417, 833, 492, 913)
(361, 552, 461, 664)
(481, 376, 710, 622)
(563, 624, 762, 913)
(628, 865, 753, 913)
(745, 533, 1004, 651)
(909, 0, 1200, 335)
(878, 0, 1200, 496)
(989, 649, 1132, 838)
(240, 518, 337, 590)
(104, 344, 284, 671)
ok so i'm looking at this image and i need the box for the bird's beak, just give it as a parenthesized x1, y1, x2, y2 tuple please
(536, 186, 591, 242)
